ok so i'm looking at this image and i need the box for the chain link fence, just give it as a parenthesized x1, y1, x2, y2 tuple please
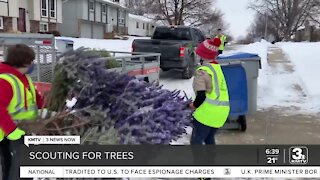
(0, 33, 57, 83)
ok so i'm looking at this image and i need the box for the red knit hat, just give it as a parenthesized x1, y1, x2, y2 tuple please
(196, 38, 221, 60)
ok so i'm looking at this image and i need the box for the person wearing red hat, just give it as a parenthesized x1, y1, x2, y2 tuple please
(189, 38, 230, 145)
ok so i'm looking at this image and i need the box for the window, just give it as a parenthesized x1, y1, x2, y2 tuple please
(50, 0, 56, 18)
(136, 22, 139, 29)
(41, 0, 55, 18)
(143, 23, 145, 29)
(89, 1, 94, 11)
(41, 0, 48, 17)
(153, 27, 192, 40)
(0, 17, 3, 30)
(40, 22, 49, 32)
(102, 4, 107, 14)
(118, 18, 124, 24)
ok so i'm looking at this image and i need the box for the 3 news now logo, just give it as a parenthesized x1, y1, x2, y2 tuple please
(289, 146, 308, 165)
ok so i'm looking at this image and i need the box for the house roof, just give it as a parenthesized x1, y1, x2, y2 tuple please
(101, 0, 128, 10)
(142, 14, 169, 26)
(129, 14, 155, 23)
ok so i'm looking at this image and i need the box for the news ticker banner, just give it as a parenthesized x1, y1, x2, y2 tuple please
(20, 166, 320, 178)
(18, 136, 320, 178)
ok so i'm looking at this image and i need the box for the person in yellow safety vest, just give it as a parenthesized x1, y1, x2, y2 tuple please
(189, 37, 230, 145)
(0, 44, 43, 180)
(215, 28, 227, 55)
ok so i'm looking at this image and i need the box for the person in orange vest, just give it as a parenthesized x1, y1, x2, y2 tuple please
(0, 44, 43, 180)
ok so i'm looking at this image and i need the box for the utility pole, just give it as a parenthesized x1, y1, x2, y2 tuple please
(264, 13, 268, 40)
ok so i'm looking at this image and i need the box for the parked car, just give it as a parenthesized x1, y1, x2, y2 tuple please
(132, 26, 206, 79)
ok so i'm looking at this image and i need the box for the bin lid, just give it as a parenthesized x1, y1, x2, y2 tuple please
(217, 52, 259, 60)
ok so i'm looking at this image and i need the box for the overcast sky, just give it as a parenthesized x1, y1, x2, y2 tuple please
(215, 0, 255, 40)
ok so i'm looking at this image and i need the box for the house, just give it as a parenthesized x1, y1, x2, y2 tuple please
(295, 20, 320, 42)
(59, 0, 129, 39)
(128, 14, 157, 37)
(0, 0, 63, 33)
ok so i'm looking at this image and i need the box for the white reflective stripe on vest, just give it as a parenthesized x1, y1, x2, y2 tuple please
(5, 74, 23, 112)
(204, 64, 220, 97)
(203, 63, 229, 106)
(10, 105, 38, 116)
(205, 98, 229, 106)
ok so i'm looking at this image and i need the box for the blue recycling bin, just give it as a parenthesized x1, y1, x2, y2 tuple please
(221, 64, 248, 131)
(218, 52, 261, 115)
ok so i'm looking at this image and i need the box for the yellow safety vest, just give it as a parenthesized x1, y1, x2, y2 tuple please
(0, 73, 38, 141)
(216, 35, 227, 51)
(193, 63, 230, 128)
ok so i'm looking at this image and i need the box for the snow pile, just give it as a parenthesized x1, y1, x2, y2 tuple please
(231, 40, 320, 114)
(56, 36, 150, 52)
(278, 42, 320, 113)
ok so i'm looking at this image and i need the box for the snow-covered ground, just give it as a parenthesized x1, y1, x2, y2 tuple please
(56, 36, 150, 52)
(58, 36, 320, 115)
(237, 40, 320, 114)
(278, 42, 320, 113)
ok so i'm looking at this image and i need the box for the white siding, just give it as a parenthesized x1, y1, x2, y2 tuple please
(32, 0, 41, 21)
(95, 2, 101, 22)
(149, 24, 156, 36)
(110, 8, 117, 26)
(89, 11, 94, 21)
(57, 0, 62, 23)
(28, 0, 35, 20)
(8, 0, 19, 17)
(59, 0, 78, 37)
(0, 1, 9, 17)
(128, 17, 155, 37)
(102, 13, 107, 23)
(82, 0, 88, 20)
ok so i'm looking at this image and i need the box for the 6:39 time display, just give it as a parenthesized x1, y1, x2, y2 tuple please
(265, 148, 280, 155)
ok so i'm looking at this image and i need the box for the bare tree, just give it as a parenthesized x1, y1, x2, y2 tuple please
(199, 12, 229, 37)
(247, 13, 282, 42)
(307, 1, 320, 25)
(123, 0, 155, 15)
(124, 0, 228, 35)
(249, 0, 319, 40)
(154, 0, 219, 26)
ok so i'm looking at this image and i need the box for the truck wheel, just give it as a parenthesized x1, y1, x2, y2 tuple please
(238, 115, 247, 132)
(182, 58, 194, 79)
